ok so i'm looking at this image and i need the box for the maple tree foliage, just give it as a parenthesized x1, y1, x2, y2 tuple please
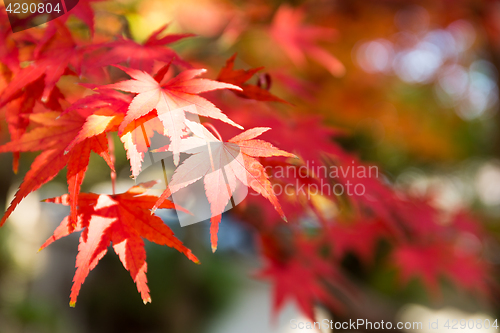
(0, 0, 497, 324)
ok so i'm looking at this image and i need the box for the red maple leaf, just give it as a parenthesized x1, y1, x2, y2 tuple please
(217, 54, 289, 103)
(63, 92, 129, 151)
(100, 64, 243, 172)
(152, 120, 296, 252)
(0, 10, 19, 74)
(0, 111, 113, 227)
(2, 76, 64, 173)
(66, 0, 108, 35)
(90, 25, 194, 72)
(329, 219, 389, 264)
(65, 91, 170, 180)
(40, 181, 199, 306)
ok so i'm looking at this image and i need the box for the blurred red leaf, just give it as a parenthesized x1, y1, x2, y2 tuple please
(91, 25, 195, 71)
(270, 5, 345, 77)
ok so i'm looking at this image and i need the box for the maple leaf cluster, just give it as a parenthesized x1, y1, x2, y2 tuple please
(0, 0, 494, 320)
(0, 7, 295, 307)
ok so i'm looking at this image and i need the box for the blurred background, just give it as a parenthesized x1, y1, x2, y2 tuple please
(2, 0, 500, 332)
